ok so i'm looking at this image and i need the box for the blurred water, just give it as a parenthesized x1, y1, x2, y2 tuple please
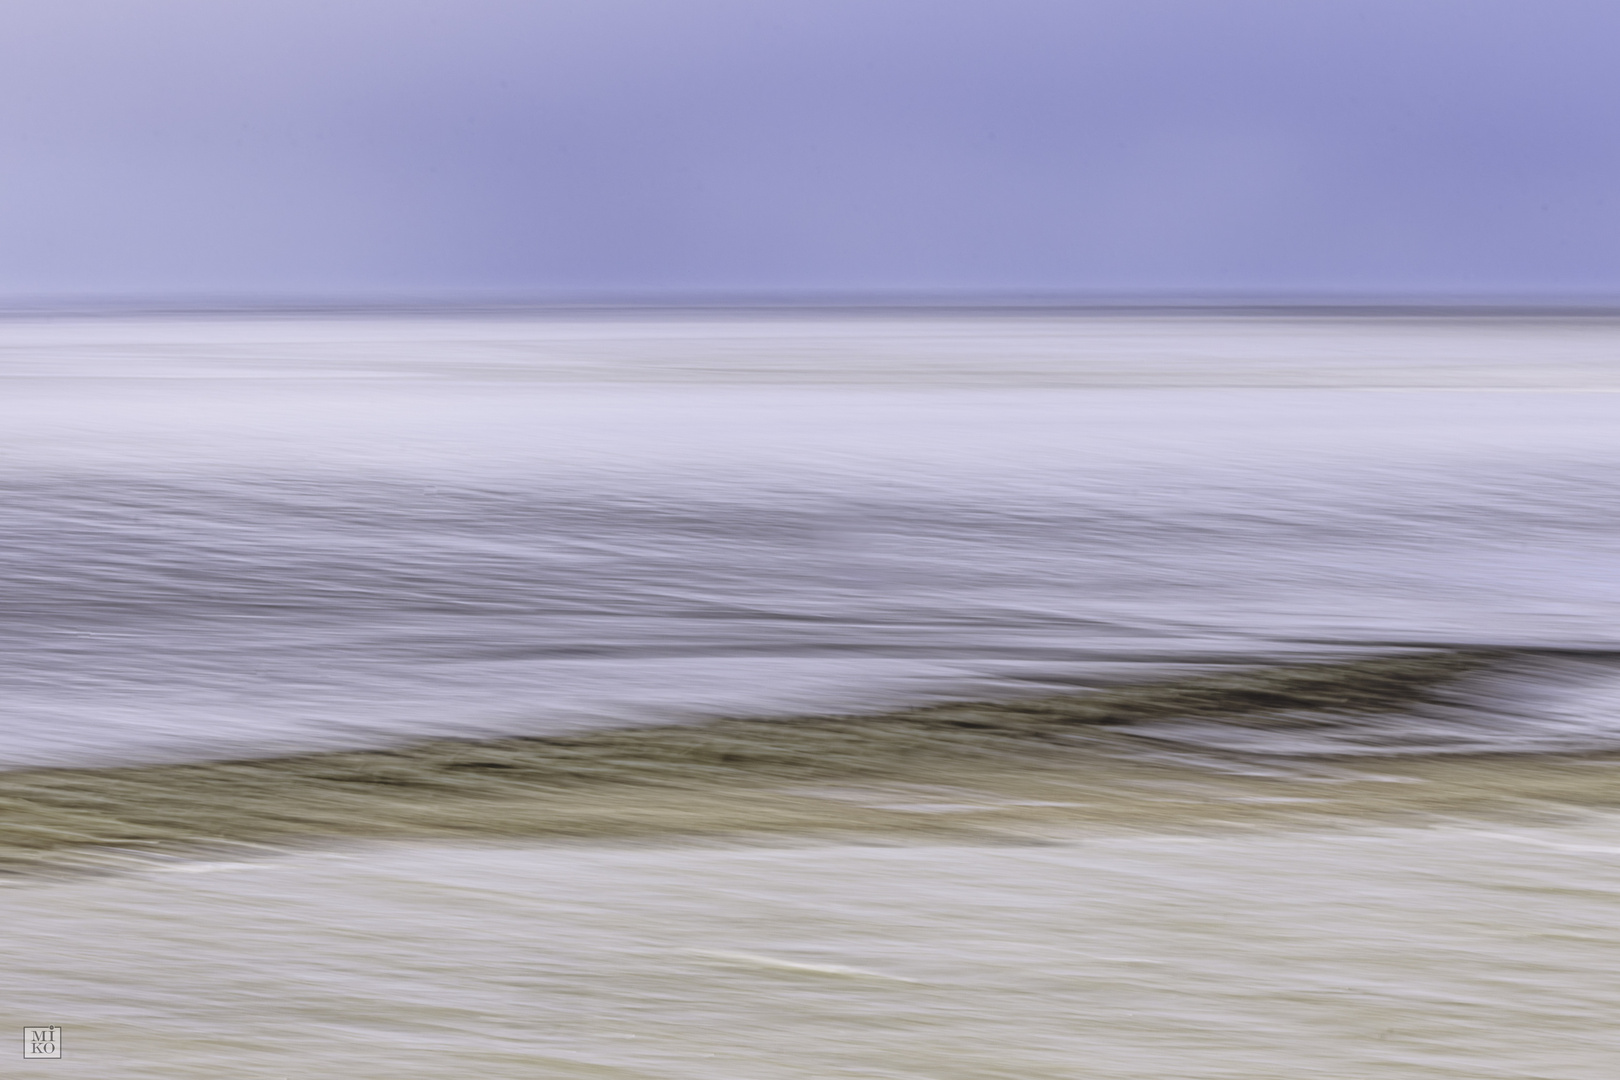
(9, 814, 1620, 1079)
(6, 311, 1620, 766)
(12, 312, 1620, 1078)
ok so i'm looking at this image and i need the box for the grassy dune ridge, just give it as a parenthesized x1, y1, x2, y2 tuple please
(0, 651, 1552, 870)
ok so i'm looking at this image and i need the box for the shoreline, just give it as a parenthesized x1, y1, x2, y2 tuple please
(9, 650, 1618, 874)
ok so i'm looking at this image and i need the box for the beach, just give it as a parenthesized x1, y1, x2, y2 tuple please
(7, 310, 1620, 1076)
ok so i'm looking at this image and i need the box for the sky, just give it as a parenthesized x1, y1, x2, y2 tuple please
(4, 0, 1620, 303)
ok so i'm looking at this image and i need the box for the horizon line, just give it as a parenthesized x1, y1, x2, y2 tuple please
(4, 289, 1620, 318)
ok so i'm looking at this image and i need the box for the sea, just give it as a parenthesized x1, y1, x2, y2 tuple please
(5, 309, 1620, 1077)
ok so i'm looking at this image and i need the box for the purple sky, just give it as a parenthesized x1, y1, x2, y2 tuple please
(5, 0, 1620, 301)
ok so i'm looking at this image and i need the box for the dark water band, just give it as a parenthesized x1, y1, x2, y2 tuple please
(0, 651, 1509, 872)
